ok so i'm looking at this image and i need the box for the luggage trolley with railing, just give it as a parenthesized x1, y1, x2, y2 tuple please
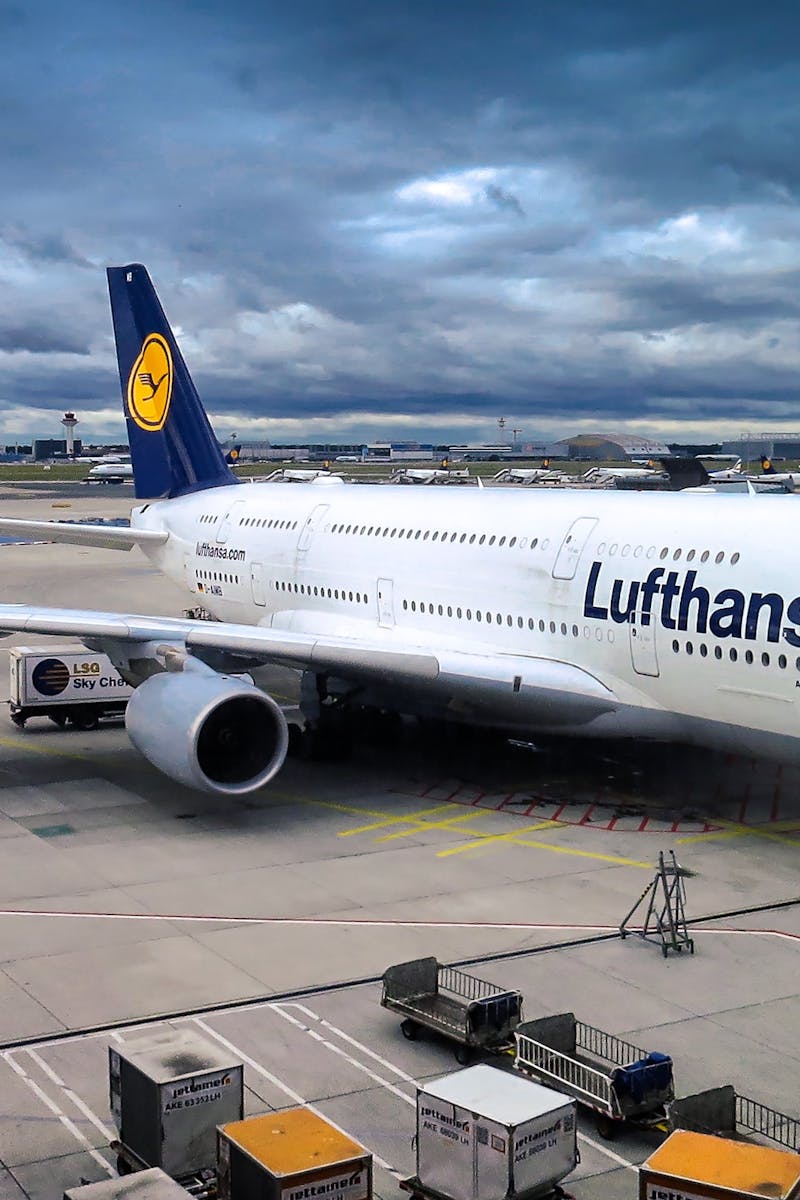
(381, 957, 523, 1064)
(514, 1013, 674, 1139)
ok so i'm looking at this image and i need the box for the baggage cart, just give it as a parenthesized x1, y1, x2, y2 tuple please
(514, 1013, 673, 1139)
(402, 1064, 577, 1200)
(381, 957, 523, 1064)
(640, 1129, 800, 1200)
(667, 1085, 800, 1152)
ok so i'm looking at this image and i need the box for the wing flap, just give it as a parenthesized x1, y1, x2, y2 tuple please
(0, 518, 168, 551)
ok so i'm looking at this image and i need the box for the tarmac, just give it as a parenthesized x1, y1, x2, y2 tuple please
(0, 486, 798, 1199)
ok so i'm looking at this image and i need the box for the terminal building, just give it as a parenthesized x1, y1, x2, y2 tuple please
(32, 437, 83, 461)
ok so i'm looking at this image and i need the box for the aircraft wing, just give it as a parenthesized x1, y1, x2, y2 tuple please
(0, 604, 616, 715)
(0, 519, 168, 551)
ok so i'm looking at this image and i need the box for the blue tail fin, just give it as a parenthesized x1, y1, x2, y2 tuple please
(107, 264, 238, 499)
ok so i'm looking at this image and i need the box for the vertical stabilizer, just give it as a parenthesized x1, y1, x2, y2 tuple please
(107, 264, 238, 499)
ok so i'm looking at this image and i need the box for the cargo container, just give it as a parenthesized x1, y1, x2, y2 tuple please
(217, 1107, 372, 1200)
(406, 1064, 577, 1200)
(9, 645, 132, 729)
(640, 1129, 800, 1200)
(109, 1028, 243, 1178)
(64, 1168, 189, 1198)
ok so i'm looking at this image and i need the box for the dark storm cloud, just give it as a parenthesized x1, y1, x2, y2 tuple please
(2, 0, 800, 440)
(0, 326, 90, 355)
(3, 226, 91, 268)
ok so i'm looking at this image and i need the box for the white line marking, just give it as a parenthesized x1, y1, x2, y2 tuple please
(576, 1128, 638, 1172)
(26, 1048, 116, 1142)
(3, 1052, 115, 1177)
(280, 1004, 418, 1083)
(271, 1004, 416, 1106)
(282, 1004, 638, 1174)
(193, 1017, 401, 1177)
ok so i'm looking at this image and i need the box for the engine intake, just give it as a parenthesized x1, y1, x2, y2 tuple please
(125, 668, 289, 795)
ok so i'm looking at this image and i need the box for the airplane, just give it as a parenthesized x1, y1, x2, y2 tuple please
(1, 263, 800, 800)
(84, 445, 240, 483)
(85, 459, 134, 483)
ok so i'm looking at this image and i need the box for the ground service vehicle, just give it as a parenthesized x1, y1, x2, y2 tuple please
(8, 645, 132, 730)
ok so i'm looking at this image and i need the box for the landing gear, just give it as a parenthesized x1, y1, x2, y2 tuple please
(296, 671, 359, 761)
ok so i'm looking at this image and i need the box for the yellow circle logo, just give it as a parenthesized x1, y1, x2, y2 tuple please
(127, 334, 173, 431)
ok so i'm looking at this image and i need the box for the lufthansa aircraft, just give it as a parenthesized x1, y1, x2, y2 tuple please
(1, 264, 799, 795)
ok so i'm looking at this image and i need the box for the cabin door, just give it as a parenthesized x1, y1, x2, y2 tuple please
(552, 517, 598, 580)
(377, 578, 395, 627)
(630, 599, 660, 677)
(215, 501, 244, 544)
(250, 562, 266, 606)
(297, 504, 330, 554)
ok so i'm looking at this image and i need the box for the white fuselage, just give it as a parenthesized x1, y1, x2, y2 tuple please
(132, 481, 800, 760)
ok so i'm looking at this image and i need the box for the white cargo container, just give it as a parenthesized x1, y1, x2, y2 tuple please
(64, 1168, 188, 1198)
(9, 645, 132, 729)
(414, 1064, 577, 1200)
(109, 1028, 244, 1178)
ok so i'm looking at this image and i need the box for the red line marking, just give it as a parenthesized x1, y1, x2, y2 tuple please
(638, 816, 649, 832)
(552, 803, 567, 821)
(670, 819, 680, 832)
(606, 816, 618, 830)
(579, 805, 596, 826)
(470, 791, 487, 807)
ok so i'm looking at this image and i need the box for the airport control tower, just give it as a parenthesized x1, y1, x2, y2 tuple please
(61, 411, 79, 458)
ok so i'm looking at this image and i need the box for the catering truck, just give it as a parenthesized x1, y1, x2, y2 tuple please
(8, 645, 132, 730)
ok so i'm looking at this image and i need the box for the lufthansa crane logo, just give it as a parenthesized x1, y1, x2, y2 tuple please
(127, 334, 173, 431)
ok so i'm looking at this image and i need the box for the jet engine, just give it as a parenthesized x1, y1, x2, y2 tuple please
(125, 668, 289, 795)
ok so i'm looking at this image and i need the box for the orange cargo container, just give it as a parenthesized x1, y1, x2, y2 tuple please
(217, 1108, 372, 1200)
(640, 1130, 800, 1200)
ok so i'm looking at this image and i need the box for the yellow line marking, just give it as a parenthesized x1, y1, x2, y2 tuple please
(436, 819, 562, 857)
(377, 810, 487, 842)
(678, 817, 800, 847)
(337, 804, 456, 836)
(0, 736, 94, 762)
(502, 840, 652, 868)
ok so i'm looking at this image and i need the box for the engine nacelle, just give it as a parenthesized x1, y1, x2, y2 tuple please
(125, 668, 289, 795)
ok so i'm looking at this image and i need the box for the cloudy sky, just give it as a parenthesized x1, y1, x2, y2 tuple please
(2, 1, 800, 446)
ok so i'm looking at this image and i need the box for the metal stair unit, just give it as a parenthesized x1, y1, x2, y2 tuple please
(619, 850, 695, 957)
